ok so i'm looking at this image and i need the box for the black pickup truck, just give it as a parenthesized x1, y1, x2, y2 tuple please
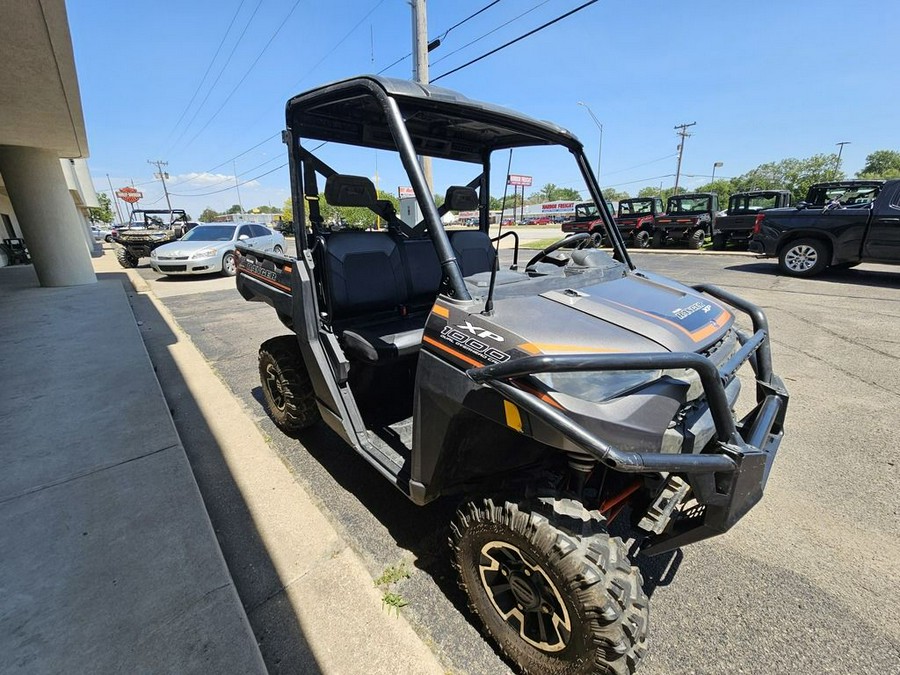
(713, 190, 792, 250)
(652, 192, 719, 249)
(749, 179, 900, 276)
(616, 196, 664, 248)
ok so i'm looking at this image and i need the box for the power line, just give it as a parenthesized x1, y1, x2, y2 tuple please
(168, 0, 264, 152)
(165, 132, 281, 189)
(163, 0, 248, 147)
(175, 154, 284, 194)
(377, 0, 507, 75)
(181, 0, 305, 151)
(432, 0, 601, 82)
(290, 0, 387, 91)
(169, 162, 288, 197)
(602, 153, 679, 177)
(431, 0, 551, 67)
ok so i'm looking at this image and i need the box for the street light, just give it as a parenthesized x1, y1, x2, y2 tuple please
(711, 161, 723, 182)
(835, 141, 850, 178)
(577, 101, 603, 186)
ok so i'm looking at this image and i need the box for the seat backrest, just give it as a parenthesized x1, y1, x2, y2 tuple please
(448, 230, 496, 277)
(323, 231, 406, 321)
(400, 237, 442, 306)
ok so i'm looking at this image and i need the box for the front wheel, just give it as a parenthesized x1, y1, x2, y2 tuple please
(633, 230, 650, 249)
(590, 231, 604, 248)
(778, 238, 829, 277)
(221, 251, 237, 277)
(451, 498, 648, 675)
(115, 247, 138, 268)
(273, 244, 284, 255)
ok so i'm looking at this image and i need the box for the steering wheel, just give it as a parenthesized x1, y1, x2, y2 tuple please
(524, 232, 591, 272)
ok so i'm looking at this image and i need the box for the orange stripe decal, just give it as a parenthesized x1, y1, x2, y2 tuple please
(431, 304, 450, 318)
(422, 334, 483, 367)
(521, 342, 620, 355)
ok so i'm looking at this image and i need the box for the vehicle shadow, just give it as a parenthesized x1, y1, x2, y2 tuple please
(725, 261, 900, 289)
(98, 271, 322, 675)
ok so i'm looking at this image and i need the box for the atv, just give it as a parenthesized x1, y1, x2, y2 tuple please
(112, 208, 189, 268)
(652, 193, 719, 249)
(235, 76, 788, 674)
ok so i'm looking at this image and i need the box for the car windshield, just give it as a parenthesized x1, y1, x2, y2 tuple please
(181, 225, 237, 242)
(575, 203, 599, 219)
(618, 199, 653, 216)
(668, 196, 710, 213)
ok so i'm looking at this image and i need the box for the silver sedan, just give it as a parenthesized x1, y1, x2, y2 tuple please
(150, 223, 286, 277)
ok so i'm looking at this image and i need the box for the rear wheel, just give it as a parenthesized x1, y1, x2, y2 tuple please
(651, 231, 664, 248)
(221, 251, 237, 277)
(590, 231, 604, 248)
(778, 238, 829, 277)
(115, 247, 138, 268)
(273, 244, 284, 255)
(451, 497, 648, 675)
(688, 229, 706, 249)
(633, 231, 650, 249)
(711, 233, 727, 250)
(258, 336, 320, 433)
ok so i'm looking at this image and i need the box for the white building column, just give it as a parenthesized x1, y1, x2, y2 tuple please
(0, 146, 96, 286)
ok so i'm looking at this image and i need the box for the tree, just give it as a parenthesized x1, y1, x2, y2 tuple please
(638, 185, 686, 202)
(250, 205, 282, 214)
(88, 192, 114, 224)
(282, 198, 293, 224)
(600, 188, 631, 202)
(731, 153, 842, 202)
(225, 204, 243, 215)
(199, 207, 219, 222)
(856, 150, 900, 179)
(530, 183, 583, 203)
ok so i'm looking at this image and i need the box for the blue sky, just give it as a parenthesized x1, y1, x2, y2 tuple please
(68, 0, 900, 218)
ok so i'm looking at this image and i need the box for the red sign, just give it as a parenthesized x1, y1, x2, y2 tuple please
(116, 186, 143, 204)
(507, 174, 533, 187)
(398, 186, 415, 198)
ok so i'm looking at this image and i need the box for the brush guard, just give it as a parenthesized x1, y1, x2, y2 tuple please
(466, 284, 788, 555)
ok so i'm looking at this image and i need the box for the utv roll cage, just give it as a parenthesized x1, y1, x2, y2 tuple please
(283, 76, 628, 301)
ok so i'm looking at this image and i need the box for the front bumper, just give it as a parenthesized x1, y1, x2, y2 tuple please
(151, 253, 221, 275)
(467, 283, 788, 555)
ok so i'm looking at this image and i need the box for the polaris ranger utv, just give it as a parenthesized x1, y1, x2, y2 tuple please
(235, 76, 787, 675)
(112, 208, 189, 268)
(652, 193, 719, 249)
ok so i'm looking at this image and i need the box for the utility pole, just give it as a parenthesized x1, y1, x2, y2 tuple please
(106, 173, 125, 225)
(672, 122, 696, 195)
(577, 102, 603, 186)
(410, 0, 433, 190)
(835, 141, 850, 178)
(147, 159, 172, 211)
(233, 160, 243, 214)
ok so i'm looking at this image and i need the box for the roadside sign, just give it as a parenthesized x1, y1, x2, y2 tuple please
(507, 174, 532, 187)
(398, 186, 415, 199)
(116, 186, 143, 203)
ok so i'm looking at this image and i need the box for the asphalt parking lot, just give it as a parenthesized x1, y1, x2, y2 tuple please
(133, 247, 900, 674)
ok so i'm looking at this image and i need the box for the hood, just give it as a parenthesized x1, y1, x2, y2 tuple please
(153, 239, 233, 257)
(490, 272, 733, 355)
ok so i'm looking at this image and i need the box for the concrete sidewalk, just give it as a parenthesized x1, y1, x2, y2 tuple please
(0, 264, 265, 673)
(93, 250, 446, 674)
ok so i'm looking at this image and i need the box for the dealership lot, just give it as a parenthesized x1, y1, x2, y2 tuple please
(133, 250, 899, 674)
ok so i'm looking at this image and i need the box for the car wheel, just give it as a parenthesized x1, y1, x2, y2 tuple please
(273, 245, 283, 255)
(105, 235, 114, 243)
(589, 231, 604, 248)
(633, 230, 651, 249)
(651, 231, 664, 248)
(711, 233, 727, 250)
(115, 247, 138, 268)
(258, 336, 320, 433)
(221, 252, 237, 277)
(778, 238, 829, 277)
(688, 229, 706, 249)
(451, 497, 648, 675)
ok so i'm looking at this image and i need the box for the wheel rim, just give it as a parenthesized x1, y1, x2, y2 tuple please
(264, 363, 286, 411)
(635, 232, 649, 248)
(785, 244, 818, 272)
(274, 245, 283, 254)
(478, 541, 572, 653)
(223, 254, 236, 274)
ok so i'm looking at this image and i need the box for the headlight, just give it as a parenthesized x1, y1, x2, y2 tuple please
(191, 247, 218, 259)
(150, 249, 158, 258)
(534, 369, 662, 403)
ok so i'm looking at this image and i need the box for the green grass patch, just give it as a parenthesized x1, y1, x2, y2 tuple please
(381, 591, 408, 615)
(521, 237, 561, 250)
(374, 563, 411, 587)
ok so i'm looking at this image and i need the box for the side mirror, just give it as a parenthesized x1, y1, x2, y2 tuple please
(795, 201, 809, 210)
(238, 234, 250, 241)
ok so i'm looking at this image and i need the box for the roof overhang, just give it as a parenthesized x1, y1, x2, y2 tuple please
(0, 0, 88, 158)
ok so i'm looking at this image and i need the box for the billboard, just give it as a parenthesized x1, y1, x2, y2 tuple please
(507, 174, 533, 187)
